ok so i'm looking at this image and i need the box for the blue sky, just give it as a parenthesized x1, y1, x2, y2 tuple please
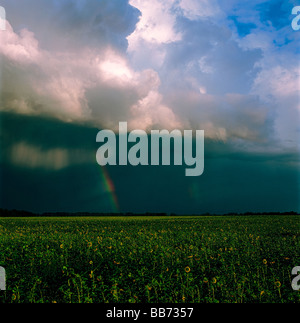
(0, 0, 299, 213)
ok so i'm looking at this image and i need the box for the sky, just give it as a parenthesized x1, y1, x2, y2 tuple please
(0, 0, 299, 214)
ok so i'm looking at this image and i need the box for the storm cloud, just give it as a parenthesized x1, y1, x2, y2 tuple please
(0, 0, 298, 143)
(0, 0, 299, 213)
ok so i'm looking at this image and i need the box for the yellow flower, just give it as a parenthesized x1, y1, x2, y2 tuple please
(89, 260, 93, 265)
(263, 259, 267, 265)
(212, 277, 217, 284)
(60, 244, 63, 249)
(185, 266, 191, 273)
(260, 291, 264, 296)
(182, 296, 186, 301)
(275, 281, 281, 288)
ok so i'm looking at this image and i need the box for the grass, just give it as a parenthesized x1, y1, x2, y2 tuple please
(0, 215, 299, 303)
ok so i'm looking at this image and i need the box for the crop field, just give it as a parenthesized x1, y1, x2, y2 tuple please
(0, 215, 299, 303)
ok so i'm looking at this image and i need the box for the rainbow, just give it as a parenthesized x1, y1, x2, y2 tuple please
(99, 166, 120, 213)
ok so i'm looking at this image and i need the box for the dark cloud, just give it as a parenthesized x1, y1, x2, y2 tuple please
(0, 1, 299, 214)
(0, 112, 299, 214)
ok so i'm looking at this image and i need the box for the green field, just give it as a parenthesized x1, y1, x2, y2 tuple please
(0, 215, 299, 303)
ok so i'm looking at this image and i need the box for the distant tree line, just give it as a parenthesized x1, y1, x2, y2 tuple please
(224, 211, 299, 216)
(0, 208, 298, 218)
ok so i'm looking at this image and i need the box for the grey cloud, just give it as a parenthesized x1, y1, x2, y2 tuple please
(160, 17, 262, 95)
(0, 0, 298, 214)
(3, 0, 140, 52)
(1, 111, 299, 214)
(0, 0, 299, 150)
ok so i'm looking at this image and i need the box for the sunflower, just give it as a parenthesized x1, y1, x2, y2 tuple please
(185, 266, 191, 273)
(275, 281, 281, 288)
